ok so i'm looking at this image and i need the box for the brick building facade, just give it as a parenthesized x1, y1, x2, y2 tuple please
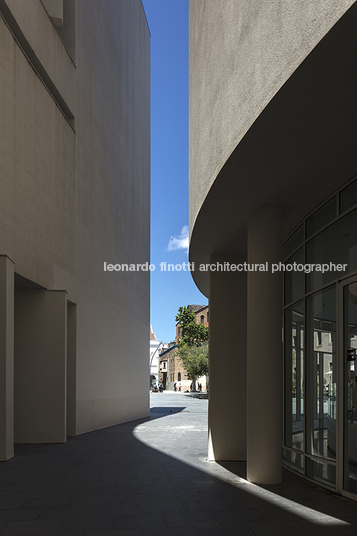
(160, 305, 209, 391)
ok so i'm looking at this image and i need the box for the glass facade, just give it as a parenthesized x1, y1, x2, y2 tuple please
(341, 180, 357, 214)
(284, 249, 304, 305)
(305, 287, 336, 462)
(283, 175, 357, 497)
(306, 198, 337, 239)
(343, 282, 357, 494)
(284, 301, 304, 451)
(306, 208, 357, 292)
(282, 224, 303, 260)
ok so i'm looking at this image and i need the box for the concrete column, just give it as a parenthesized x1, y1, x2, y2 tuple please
(208, 256, 247, 461)
(0, 256, 14, 461)
(14, 289, 67, 443)
(247, 207, 283, 484)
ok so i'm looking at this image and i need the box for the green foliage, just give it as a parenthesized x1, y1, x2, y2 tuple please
(175, 305, 195, 326)
(175, 306, 209, 347)
(177, 342, 209, 383)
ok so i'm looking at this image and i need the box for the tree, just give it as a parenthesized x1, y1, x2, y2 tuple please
(177, 342, 208, 390)
(175, 306, 209, 347)
(175, 306, 209, 391)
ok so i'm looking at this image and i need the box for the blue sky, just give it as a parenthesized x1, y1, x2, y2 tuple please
(142, 0, 208, 343)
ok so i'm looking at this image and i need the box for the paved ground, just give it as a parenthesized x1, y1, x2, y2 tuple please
(0, 391, 357, 535)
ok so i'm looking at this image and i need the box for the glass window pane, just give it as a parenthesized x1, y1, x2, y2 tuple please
(306, 286, 336, 463)
(340, 176, 357, 214)
(306, 458, 336, 487)
(282, 448, 304, 474)
(306, 209, 357, 292)
(283, 225, 303, 260)
(284, 248, 304, 305)
(306, 197, 336, 239)
(284, 300, 304, 451)
(343, 282, 357, 494)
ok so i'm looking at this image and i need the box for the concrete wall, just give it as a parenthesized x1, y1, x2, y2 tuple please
(0, 0, 150, 452)
(63, 0, 150, 434)
(14, 289, 67, 443)
(189, 0, 355, 232)
(0, 257, 14, 460)
(189, 0, 357, 484)
(189, 0, 357, 298)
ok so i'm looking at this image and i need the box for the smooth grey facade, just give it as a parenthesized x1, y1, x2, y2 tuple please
(0, 0, 150, 461)
(189, 0, 357, 495)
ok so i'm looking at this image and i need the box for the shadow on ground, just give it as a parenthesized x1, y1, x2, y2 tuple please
(0, 399, 356, 535)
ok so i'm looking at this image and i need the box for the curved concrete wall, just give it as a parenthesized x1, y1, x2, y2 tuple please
(189, 0, 355, 233)
(189, 0, 357, 486)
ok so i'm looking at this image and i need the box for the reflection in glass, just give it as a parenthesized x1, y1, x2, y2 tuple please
(284, 301, 304, 453)
(344, 282, 357, 494)
(306, 197, 336, 239)
(283, 225, 303, 261)
(306, 286, 336, 466)
(306, 458, 336, 487)
(284, 248, 304, 305)
(282, 448, 304, 474)
(306, 209, 357, 291)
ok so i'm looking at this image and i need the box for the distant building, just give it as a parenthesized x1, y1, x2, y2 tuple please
(149, 327, 159, 386)
(159, 342, 177, 390)
(161, 305, 209, 391)
(150, 327, 167, 386)
(159, 353, 169, 389)
(175, 304, 209, 340)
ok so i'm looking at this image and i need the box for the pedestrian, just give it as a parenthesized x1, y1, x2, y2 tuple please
(174, 382, 177, 392)
(178, 381, 181, 391)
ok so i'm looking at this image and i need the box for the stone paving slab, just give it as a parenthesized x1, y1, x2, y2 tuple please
(0, 392, 356, 534)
